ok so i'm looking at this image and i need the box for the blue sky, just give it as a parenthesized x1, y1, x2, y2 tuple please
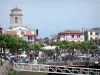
(0, 0, 100, 38)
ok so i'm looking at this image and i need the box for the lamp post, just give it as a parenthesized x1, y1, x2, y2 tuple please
(97, 45, 100, 61)
(55, 47, 59, 62)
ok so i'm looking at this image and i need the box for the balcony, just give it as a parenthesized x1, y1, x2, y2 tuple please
(66, 38, 84, 40)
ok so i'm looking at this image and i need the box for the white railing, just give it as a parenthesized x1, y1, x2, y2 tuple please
(13, 63, 100, 75)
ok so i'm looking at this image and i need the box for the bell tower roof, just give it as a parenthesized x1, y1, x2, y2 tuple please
(10, 7, 23, 27)
(11, 7, 21, 11)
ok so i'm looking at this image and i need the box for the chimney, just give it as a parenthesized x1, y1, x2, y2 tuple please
(85, 29, 88, 32)
(36, 29, 38, 36)
(82, 28, 84, 32)
(57, 33, 61, 39)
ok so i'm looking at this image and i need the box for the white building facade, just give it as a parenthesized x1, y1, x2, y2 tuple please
(58, 30, 85, 42)
(3, 7, 38, 43)
(87, 27, 100, 41)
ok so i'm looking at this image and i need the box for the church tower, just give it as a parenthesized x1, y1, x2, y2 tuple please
(10, 7, 23, 27)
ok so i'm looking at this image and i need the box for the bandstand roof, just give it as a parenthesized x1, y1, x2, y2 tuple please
(41, 46, 57, 50)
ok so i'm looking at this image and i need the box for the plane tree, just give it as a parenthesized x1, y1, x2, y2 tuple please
(0, 34, 29, 54)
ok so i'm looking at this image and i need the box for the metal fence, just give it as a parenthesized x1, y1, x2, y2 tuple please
(14, 62, 100, 75)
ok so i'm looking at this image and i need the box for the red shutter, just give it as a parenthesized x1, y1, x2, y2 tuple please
(90, 38, 92, 40)
(90, 32, 92, 35)
(72, 35, 74, 38)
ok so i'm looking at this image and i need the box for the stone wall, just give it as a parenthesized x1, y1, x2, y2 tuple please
(0, 61, 10, 75)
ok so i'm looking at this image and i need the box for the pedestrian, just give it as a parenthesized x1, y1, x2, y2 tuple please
(2, 58, 5, 65)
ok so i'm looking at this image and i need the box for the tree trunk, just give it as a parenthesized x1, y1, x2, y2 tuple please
(1, 48, 3, 53)
(3, 48, 5, 55)
(0, 48, 1, 53)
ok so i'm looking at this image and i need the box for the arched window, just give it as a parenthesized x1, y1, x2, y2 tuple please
(15, 17, 18, 23)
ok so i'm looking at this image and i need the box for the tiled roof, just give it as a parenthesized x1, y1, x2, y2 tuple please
(89, 27, 100, 31)
(24, 31, 35, 36)
(4, 31, 17, 35)
(50, 34, 57, 40)
(11, 7, 21, 11)
(61, 30, 84, 34)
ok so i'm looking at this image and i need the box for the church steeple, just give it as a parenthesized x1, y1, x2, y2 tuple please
(10, 7, 23, 27)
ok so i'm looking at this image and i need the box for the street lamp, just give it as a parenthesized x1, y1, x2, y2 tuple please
(55, 47, 59, 62)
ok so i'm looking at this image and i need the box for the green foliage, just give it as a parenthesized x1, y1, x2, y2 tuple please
(52, 39, 100, 52)
(0, 40, 6, 48)
(0, 34, 29, 53)
(40, 44, 45, 47)
(84, 32, 88, 41)
(8, 69, 16, 75)
(28, 44, 41, 51)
